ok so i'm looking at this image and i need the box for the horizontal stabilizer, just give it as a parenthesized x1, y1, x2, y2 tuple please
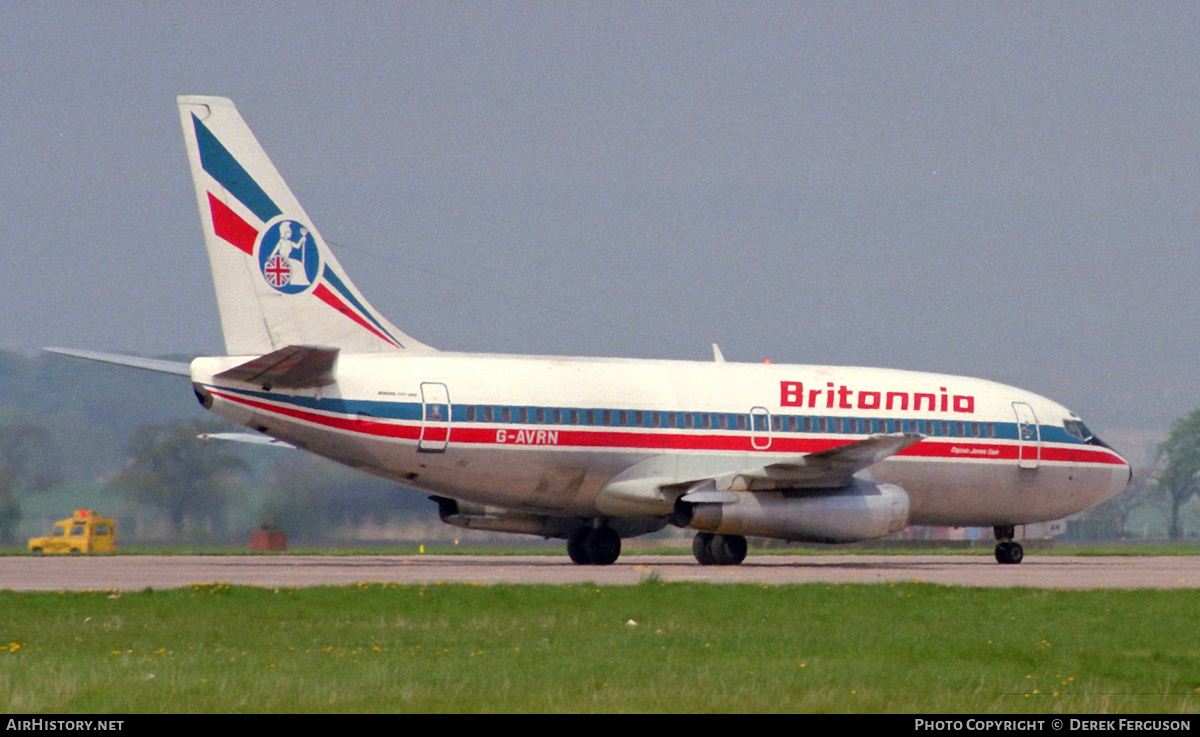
(198, 432, 296, 449)
(215, 345, 339, 389)
(44, 347, 191, 377)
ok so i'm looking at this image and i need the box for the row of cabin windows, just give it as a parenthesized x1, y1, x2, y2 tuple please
(457, 404, 997, 438)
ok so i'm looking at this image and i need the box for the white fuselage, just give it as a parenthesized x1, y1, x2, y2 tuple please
(191, 352, 1130, 530)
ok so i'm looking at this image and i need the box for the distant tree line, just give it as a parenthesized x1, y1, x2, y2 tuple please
(1072, 407, 1200, 540)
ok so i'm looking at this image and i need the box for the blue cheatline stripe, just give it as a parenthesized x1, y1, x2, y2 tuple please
(192, 114, 282, 224)
(221, 386, 423, 420)
(320, 265, 402, 345)
(215, 386, 1092, 446)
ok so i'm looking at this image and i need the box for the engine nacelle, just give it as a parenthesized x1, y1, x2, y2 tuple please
(430, 496, 577, 538)
(676, 480, 910, 543)
(430, 496, 670, 540)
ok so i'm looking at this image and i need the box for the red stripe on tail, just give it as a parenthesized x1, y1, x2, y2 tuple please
(208, 192, 259, 254)
(312, 284, 402, 348)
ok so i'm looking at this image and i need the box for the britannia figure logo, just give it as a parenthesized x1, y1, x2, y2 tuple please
(257, 220, 321, 294)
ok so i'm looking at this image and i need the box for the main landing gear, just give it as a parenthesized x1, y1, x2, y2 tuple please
(567, 525, 622, 566)
(692, 532, 748, 566)
(993, 525, 1024, 565)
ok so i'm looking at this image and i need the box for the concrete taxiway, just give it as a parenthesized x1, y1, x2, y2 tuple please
(1, 554, 1197, 591)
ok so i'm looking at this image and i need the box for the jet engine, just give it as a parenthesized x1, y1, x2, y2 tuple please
(429, 496, 666, 540)
(673, 479, 910, 543)
(430, 496, 578, 538)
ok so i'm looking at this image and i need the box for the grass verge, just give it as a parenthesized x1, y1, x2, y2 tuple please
(1, 582, 1198, 713)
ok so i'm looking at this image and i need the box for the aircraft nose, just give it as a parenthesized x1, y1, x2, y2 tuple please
(1108, 448, 1133, 500)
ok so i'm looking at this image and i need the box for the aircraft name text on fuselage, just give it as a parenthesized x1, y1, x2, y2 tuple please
(780, 381, 976, 414)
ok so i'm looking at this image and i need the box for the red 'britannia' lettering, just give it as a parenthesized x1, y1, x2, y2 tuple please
(778, 380, 974, 414)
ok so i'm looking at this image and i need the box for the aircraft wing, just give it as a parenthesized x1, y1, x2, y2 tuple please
(679, 433, 925, 500)
(43, 347, 192, 377)
(214, 345, 339, 389)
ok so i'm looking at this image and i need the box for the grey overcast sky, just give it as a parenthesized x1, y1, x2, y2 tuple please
(2, 2, 1198, 457)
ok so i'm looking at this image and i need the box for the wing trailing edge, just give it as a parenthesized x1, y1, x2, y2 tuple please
(214, 345, 339, 390)
(680, 432, 926, 497)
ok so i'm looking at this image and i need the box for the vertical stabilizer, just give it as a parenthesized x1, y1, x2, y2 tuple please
(178, 96, 433, 355)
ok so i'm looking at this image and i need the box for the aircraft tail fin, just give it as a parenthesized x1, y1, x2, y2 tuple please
(177, 96, 433, 356)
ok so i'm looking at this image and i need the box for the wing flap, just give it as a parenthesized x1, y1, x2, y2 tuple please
(689, 433, 925, 494)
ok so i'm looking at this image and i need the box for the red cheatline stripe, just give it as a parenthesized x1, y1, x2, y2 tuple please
(209, 389, 420, 440)
(312, 284, 402, 348)
(208, 193, 259, 254)
(210, 389, 1128, 466)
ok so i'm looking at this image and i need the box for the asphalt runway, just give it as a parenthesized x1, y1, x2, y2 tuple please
(1, 554, 1197, 591)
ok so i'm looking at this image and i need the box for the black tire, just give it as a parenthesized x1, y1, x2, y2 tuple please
(584, 526, 621, 566)
(567, 527, 592, 565)
(711, 534, 748, 565)
(995, 541, 1024, 565)
(692, 532, 716, 565)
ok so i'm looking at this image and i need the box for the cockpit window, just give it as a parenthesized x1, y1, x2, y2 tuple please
(1064, 418, 1111, 449)
(1063, 420, 1087, 441)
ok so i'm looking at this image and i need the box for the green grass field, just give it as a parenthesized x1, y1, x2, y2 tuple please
(2, 582, 1198, 713)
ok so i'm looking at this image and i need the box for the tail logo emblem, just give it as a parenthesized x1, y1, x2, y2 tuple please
(257, 220, 321, 294)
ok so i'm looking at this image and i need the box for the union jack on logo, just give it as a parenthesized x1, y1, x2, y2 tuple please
(264, 254, 291, 288)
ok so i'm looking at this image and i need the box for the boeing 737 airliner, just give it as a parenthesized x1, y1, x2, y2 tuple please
(51, 97, 1131, 565)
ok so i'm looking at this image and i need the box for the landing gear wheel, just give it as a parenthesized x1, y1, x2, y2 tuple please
(995, 541, 1024, 565)
(583, 526, 621, 566)
(567, 526, 592, 565)
(692, 532, 717, 565)
(711, 534, 748, 566)
(692, 533, 747, 565)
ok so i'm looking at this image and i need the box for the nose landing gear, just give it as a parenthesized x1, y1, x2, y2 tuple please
(993, 525, 1024, 564)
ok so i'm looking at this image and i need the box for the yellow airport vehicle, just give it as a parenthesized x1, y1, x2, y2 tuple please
(28, 510, 117, 554)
